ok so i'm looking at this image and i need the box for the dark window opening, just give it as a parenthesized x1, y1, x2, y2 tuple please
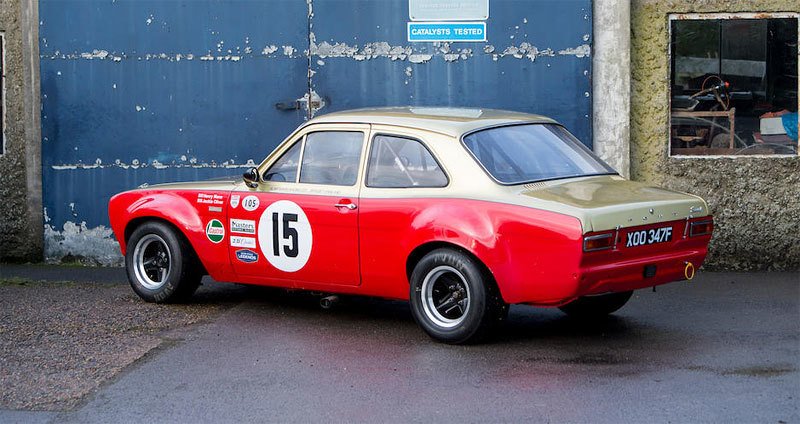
(670, 16, 798, 156)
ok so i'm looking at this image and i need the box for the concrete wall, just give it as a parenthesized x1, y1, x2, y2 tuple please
(593, 0, 630, 178)
(631, 0, 800, 270)
(0, 0, 42, 263)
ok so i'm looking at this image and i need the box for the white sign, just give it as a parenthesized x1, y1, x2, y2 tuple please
(258, 200, 313, 273)
(408, 22, 486, 42)
(242, 195, 260, 212)
(230, 236, 257, 249)
(409, 0, 488, 21)
(230, 219, 256, 235)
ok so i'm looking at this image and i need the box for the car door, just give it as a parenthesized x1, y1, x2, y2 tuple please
(228, 124, 368, 288)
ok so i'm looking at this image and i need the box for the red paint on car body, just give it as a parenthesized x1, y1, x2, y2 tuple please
(110, 190, 711, 306)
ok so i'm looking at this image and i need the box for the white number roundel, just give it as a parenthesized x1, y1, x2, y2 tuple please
(258, 200, 312, 272)
(242, 195, 260, 211)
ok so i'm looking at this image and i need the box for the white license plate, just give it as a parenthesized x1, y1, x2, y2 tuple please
(626, 226, 673, 248)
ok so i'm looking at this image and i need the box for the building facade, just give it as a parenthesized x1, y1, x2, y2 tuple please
(630, 0, 799, 270)
(0, 0, 42, 262)
(0, 0, 797, 270)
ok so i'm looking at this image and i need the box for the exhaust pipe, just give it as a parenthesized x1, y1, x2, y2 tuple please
(320, 295, 339, 309)
(684, 261, 696, 281)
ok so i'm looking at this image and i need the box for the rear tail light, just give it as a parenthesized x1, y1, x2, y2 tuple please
(689, 220, 713, 237)
(583, 233, 614, 252)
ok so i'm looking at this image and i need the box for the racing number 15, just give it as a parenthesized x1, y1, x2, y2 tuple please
(272, 212, 299, 258)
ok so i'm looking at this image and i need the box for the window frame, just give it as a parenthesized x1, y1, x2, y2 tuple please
(365, 132, 450, 189)
(260, 128, 368, 187)
(298, 130, 365, 187)
(262, 136, 304, 183)
(667, 12, 800, 159)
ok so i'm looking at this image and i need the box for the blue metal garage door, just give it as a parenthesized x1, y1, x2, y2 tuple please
(309, 0, 592, 142)
(39, 0, 591, 263)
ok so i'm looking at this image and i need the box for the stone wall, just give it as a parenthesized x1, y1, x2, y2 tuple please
(0, 0, 42, 262)
(631, 0, 800, 270)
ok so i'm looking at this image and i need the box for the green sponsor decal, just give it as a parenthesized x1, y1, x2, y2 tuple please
(206, 219, 225, 243)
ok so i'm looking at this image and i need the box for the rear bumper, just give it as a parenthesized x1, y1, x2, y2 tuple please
(506, 217, 713, 306)
(578, 247, 707, 296)
(514, 246, 709, 307)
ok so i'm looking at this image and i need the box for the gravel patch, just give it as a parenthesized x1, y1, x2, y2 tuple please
(0, 278, 244, 411)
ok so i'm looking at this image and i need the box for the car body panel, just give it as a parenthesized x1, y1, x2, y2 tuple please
(227, 189, 361, 287)
(108, 187, 234, 281)
(513, 176, 709, 232)
(109, 107, 713, 307)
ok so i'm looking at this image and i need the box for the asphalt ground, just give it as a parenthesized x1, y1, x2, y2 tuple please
(0, 264, 797, 423)
(0, 265, 245, 411)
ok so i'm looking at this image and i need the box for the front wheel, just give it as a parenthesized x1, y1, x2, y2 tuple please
(125, 221, 201, 303)
(409, 248, 507, 344)
(558, 291, 633, 319)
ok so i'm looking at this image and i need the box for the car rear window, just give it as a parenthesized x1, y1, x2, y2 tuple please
(462, 124, 617, 184)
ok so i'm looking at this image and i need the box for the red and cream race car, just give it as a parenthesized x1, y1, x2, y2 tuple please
(109, 107, 713, 344)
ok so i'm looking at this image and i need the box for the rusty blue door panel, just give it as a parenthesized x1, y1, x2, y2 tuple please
(309, 0, 592, 143)
(39, 0, 593, 262)
(40, 1, 309, 240)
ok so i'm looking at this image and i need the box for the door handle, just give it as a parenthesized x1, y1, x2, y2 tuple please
(275, 101, 300, 111)
(334, 203, 357, 210)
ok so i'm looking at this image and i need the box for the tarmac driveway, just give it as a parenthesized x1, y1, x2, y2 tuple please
(0, 266, 797, 423)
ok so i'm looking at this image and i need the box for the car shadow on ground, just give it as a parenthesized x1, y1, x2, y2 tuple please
(193, 280, 658, 348)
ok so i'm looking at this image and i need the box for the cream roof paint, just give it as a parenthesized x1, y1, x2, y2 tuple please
(308, 107, 558, 138)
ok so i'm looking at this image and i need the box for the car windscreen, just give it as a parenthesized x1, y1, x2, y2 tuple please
(462, 124, 617, 184)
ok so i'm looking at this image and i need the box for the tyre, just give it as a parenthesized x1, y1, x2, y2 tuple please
(125, 221, 201, 303)
(409, 248, 507, 344)
(558, 291, 633, 319)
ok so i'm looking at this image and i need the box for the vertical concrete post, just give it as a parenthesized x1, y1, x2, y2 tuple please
(592, 0, 631, 178)
(21, 0, 43, 259)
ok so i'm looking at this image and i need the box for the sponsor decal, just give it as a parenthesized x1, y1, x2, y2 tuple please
(230, 219, 256, 235)
(197, 193, 225, 205)
(235, 249, 259, 263)
(230, 236, 257, 248)
(242, 195, 260, 211)
(208, 206, 223, 213)
(258, 200, 313, 272)
(205, 219, 225, 243)
(230, 194, 241, 209)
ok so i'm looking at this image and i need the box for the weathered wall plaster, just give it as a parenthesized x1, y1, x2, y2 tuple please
(0, 0, 43, 263)
(44, 211, 122, 266)
(631, 0, 800, 270)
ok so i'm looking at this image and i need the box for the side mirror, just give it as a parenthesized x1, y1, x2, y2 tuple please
(242, 167, 260, 188)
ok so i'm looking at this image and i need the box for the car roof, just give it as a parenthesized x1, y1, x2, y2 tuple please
(305, 107, 559, 138)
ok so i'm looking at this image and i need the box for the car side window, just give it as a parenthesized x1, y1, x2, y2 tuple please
(299, 131, 364, 186)
(263, 140, 302, 182)
(366, 135, 448, 188)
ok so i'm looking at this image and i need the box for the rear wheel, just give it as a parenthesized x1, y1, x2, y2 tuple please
(409, 248, 507, 344)
(126, 221, 201, 303)
(558, 291, 633, 319)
